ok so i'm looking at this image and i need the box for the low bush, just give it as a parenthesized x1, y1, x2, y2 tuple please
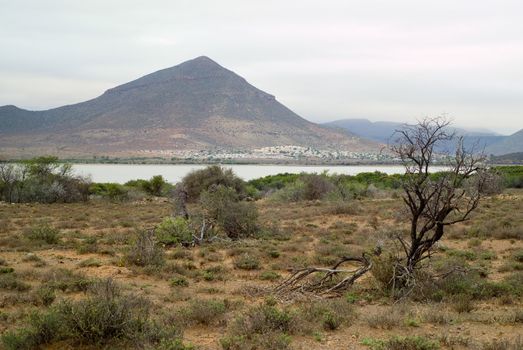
(180, 299, 228, 326)
(182, 165, 246, 202)
(362, 336, 439, 350)
(125, 175, 172, 196)
(156, 217, 194, 246)
(1, 279, 188, 349)
(125, 230, 164, 267)
(170, 276, 189, 287)
(234, 254, 260, 270)
(24, 224, 60, 244)
(0, 157, 90, 204)
(43, 268, 91, 293)
(89, 183, 129, 201)
(0, 273, 31, 292)
(200, 185, 258, 239)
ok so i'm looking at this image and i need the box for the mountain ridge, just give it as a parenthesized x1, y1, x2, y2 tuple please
(324, 118, 521, 155)
(0, 57, 377, 158)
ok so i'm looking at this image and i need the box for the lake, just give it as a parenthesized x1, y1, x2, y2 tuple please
(73, 164, 415, 183)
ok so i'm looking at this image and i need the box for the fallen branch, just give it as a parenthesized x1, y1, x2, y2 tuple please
(274, 253, 373, 297)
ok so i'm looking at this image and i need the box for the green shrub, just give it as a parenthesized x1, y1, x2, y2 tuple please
(182, 165, 246, 202)
(43, 268, 91, 293)
(1, 309, 63, 350)
(89, 183, 129, 201)
(36, 286, 56, 306)
(59, 280, 150, 344)
(181, 299, 228, 326)
(221, 304, 294, 349)
(0, 157, 90, 204)
(301, 173, 335, 200)
(200, 185, 258, 239)
(1, 279, 188, 349)
(24, 224, 60, 244)
(125, 230, 164, 267)
(512, 250, 523, 263)
(0, 273, 30, 292)
(259, 271, 281, 281)
(451, 294, 475, 313)
(363, 336, 439, 350)
(170, 276, 189, 287)
(156, 217, 194, 246)
(234, 254, 260, 270)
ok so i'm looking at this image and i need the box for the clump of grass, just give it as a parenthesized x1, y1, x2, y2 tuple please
(42, 268, 91, 293)
(259, 271, 281, 281)
(76, 237, 98, 254)
(0, 267, 14, 274)
(170, 276, 189, 287)
(220, 304, 293, 350)
(22, 254, 45, 266)
(451, 294, 475, 313)
(365, 306, 404, 330)
(362, 336, 439, 350)
(298, 299, 357, 333)
(180, 299, 228, 326)
(0, 273, 31, 292)
(24, 224, 60, 244)
(35, 286, 56, 307)
(78, 258, 102, 268)
(234, 254, 260, 270)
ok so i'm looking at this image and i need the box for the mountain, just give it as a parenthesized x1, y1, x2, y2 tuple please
(0, 56, 377, 159)
(324, 118, 508, 152)
(486, 129, 523, 155)
(323, 119, 404, 144)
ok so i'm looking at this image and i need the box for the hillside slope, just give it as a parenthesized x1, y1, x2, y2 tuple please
(0, 57, 377, 158)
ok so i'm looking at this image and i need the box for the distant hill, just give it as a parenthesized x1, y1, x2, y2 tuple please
(486, 129, 523, 155)
(490, 152, 523, 164)
(324, 118, 509, 153)
(0, 56, 377, 158)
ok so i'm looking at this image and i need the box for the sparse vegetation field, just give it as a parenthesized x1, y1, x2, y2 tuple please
(0, 187, 522, 349)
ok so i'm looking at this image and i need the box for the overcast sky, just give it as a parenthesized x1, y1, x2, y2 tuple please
(1, 0, 522, 134)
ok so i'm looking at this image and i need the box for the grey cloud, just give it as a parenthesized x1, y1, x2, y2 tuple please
(0, 0, 522, 134)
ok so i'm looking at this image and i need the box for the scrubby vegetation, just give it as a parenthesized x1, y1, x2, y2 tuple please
(0, 156, 90, 203)
(1, 123, 522, 349)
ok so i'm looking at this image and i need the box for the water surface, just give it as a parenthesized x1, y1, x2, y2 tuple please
(73, 164, 415, 183)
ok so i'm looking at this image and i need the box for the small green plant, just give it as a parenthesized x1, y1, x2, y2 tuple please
(78, 258, 101, 268)
(0, 267, 14, 274)
(170, 276, 189, 287)
(259, 271, 281, 281)
(344, 292, 359, 304)
(268, 250, 280, 258)
(322, 311, 342, 330)
(36, 286, 56, 306)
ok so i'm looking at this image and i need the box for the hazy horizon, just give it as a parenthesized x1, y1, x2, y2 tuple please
(1, 0, 522, 134)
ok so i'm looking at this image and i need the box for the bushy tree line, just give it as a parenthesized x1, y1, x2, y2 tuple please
(0, 157, 90, 203)
(89, 175, 172, 201)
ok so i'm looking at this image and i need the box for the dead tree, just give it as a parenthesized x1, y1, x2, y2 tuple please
(172, 183, 189, 220)
(388, 117, 496, 292)
(275, 117, 496, 298)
